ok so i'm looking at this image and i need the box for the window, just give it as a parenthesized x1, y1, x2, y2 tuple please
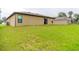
(18, 15, 23, 23)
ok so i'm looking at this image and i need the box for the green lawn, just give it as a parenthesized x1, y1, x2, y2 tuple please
(0, 24, 79, 51)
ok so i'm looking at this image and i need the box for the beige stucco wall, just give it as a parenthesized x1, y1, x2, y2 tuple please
(48, 18, 54, 24)
(7, 15, 16, 26)
(53, 20, 68, 24)
(15, 14, 45, 26)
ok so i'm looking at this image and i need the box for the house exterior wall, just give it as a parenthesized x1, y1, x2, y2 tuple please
(7, 14, 54, 26)
(53, 20, 68, 24)
(15, 14, 45, 26)
(48, 18, 53, 24)
(7, 15, 16, 26)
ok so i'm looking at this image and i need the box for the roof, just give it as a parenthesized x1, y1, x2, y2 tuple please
(7, 12, 55, 19)
(54, 17, 71, 21)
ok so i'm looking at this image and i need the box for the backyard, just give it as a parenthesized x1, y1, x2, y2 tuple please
(0, 24, 79, 51)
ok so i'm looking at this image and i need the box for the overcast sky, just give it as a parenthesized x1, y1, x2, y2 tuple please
(1, 8, 79, 18)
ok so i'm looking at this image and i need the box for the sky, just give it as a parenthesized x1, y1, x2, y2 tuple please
(1, 8, 79, 18)
(0, 0, 79, 18)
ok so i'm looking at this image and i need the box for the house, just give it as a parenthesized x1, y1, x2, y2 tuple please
(6, 12, 55, 26)
(53, 17, 71, 24)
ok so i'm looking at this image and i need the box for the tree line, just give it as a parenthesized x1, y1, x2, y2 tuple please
(58, 11, 79, 23)
(0, 17, 6, 24)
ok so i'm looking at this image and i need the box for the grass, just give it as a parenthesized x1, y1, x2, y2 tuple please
(0, 24, 79, 51)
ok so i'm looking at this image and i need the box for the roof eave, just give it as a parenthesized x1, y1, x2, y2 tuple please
(6, 12, 55, 20)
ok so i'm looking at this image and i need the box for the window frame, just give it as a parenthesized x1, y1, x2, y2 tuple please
(18, 15, 23, 23)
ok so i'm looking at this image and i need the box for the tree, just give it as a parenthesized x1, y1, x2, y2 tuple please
(74, 14, 79, 23)
(58, 12, 67, 17)
(68, 11, 73, 23)
(68, 11, 73, 18)
(0, 20, 3, 24)
(2, 17, 7, 22)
